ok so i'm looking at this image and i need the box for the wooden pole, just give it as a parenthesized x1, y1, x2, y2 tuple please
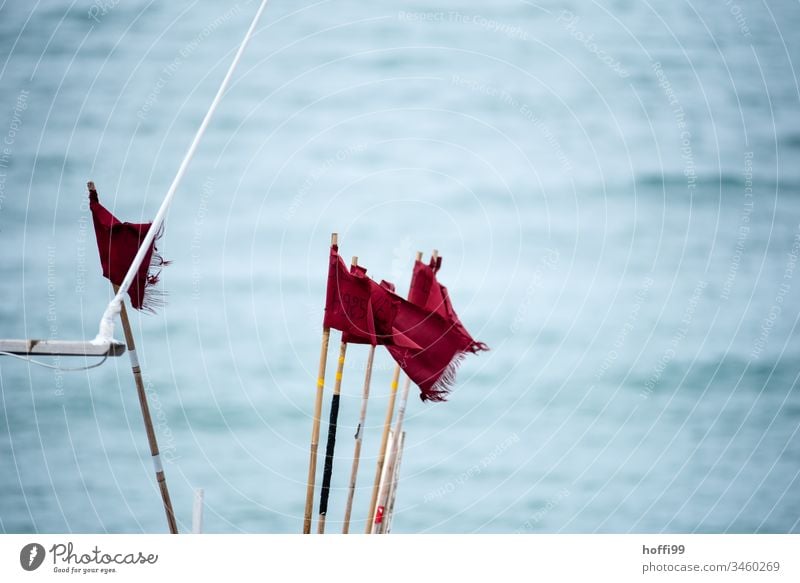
(316, 340, 347, 534)
(317, 339, 348, 531)
(341, 344, 375, 533)
(365, 251, 422, 533)
(317, 255, 358, 533)
(113, 284, 178, 534)
(303, 233, 337, 533)
(372, 377, 411, 533)
(371, 429, 396, 533)
(383, 430, 406, 534)
(372, 249, 437, 533)
(364, 366, 399, 533)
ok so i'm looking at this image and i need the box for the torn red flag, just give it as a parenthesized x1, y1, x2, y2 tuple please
(88, 184, 168, 312)
(322, 245, 486, 402)
(323, 245, 381, 342)
(409, 256, 488, 354)
(323, 245, 415, 348)
(386, 254, 488, 402)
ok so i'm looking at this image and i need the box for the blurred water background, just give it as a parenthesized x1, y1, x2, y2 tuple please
(0, 0, 798, 533)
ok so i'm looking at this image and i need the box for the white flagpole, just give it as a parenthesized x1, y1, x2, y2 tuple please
(94, 0, 271, 343)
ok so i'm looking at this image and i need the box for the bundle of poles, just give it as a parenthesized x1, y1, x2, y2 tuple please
(303, 233, 487, 534)
(303, 235, 417, 534)
(2, 0, 489, 533)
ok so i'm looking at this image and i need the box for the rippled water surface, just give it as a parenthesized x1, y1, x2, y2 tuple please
(0, 1, 798, 533)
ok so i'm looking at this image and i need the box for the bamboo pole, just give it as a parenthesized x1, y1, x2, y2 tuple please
(383, 430, 406, 534)
(364, 366, 399, 532)
(113, 284, 178, 534)
(316, 340, 347, 534)
(371, 377, 411, 533)
(317, 255, 358, 533)
(317, 309, 351, 531)
(365, 251, 422, 533)
(372, 249, 437, 533)
(303, 232, 337, 534)
(371, 429, 396, 532)
(341, 344, 375, 533)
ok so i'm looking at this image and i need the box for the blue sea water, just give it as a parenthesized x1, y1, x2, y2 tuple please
(0, 0, 798, 533)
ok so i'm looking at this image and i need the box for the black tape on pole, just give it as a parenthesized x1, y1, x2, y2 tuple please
(318, 393, 341, 516)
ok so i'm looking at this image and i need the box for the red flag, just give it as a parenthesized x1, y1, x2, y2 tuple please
(387, 255, 488, 402)
(321, 246, 486, 401)
(385, 304, 477, 402)
(409, 256, 488, 354)
(323, 245, 418, 348)
(89, 184, 168, 311)
(323, 245, 381, 343)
